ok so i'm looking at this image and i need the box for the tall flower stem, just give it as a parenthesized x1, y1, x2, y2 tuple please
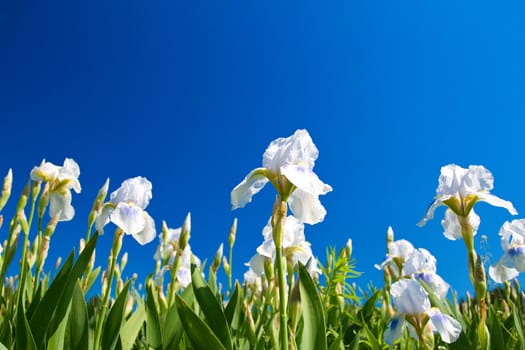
(94, 228, 123, 350)
(272, 199, 289, 350)
(458, 215, 488, 344)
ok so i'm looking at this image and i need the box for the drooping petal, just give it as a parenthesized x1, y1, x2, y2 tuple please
(287, 188, 327, 225)
(247, 253, 266, 276)
(60, 158, 81, 193)
(384, 316, 404, 346)
(130, 211, 156, 245)
(49, 191, 75, 222)
(489, 262, 520, 283)
(111, 202, 146, 236)
(476, 192, 517, 215)
(391, 279, 430, 315)
(441, 209, 480, 241)
(281, 164, 332, 196)
(231, 171, 269, 209)
(427, 308, 462, 343)
(417, 199, 445, 227)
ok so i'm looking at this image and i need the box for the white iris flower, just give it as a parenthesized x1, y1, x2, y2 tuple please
(30, 158, 81, 222)
(231, 129, 332, 225)
(96, 176, 156, 245)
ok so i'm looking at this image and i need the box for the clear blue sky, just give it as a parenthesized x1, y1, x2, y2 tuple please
(1, 0, 525, 297)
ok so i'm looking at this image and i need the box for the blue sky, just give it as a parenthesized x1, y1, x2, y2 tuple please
(1, 0, 525, 297)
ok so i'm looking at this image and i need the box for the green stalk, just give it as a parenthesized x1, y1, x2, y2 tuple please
(94, 228, 123, 350)
(272, 199, 289, 350)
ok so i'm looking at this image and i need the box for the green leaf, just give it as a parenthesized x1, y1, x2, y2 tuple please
(298, 262, 327, 350)
(146, 282, 162, 349)
(16, 299, 37, 350)
(191, 264, 233, 350)
(30, 232, 98, 347)
(224, 281, 242, 330)
(47, 302, 70, 350)
(68, 281, 90, 350)
(161, 303, 183, 350)
(102, 281, 130, 350)
(120, 300, 145, 350)
(175, 294, 227, 350)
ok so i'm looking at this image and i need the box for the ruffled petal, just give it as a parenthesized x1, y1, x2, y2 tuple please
(262, 129, 319, 172)
(427, 308, 462, 343)
(111, 202, 146, 235)
(287, 188, 327, 225)
(110, 177, 152, 209)
(281, 164, 332, 195)
(231, 171, 269, 209)
(476, 192, 517, 215)
(463, 165, 494, 193)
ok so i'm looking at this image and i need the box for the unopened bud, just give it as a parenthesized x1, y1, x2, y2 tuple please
(18, 211, 29, 235)
(345, 238, 353, 259)
(212, 243, 223, 271)
(228, 218, 237, 248)
(16, 182, 30, 214)
(222, 256, 230, 276)
(178, 213, 191, 251)
(44, 215, 60, 238)
(120, 252, 128, 271)
(0, 169, 13, 212)
(55, 256, 62, 270)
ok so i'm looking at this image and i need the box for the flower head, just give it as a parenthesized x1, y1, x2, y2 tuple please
(96, 176, 156, 245)
(385, 278, 461, 345)
(489, 219, 525, 283)
(30, 158, 81, 221)
(418, 164, 516, 227)
(231, 129, 332, 225)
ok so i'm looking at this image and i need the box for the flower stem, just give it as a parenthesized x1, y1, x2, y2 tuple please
(272, 199, 289, 350)
(94, 228, 123, 350)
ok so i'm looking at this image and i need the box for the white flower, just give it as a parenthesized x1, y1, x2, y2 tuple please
(418, 164, 516, 227)
(489, 219, 525, 283)
(231, 129, 332, 225)
(386, 278, 461, 345)
(96, 177, 156, 245)
(30, 158, 81, 221)
(255, 216, 321, 275)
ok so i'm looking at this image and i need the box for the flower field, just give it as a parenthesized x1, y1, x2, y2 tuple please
(0, 129, 524, 350)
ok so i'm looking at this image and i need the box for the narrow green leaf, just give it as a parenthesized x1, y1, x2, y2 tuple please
(68, 281, 90, 350)
(120, 300, 145, 350)
(0, 342, 7, 350)
(102, 281, 130, 350)
(146, 281, 162, 349)
(298, 262, 327, 350)
(175, 294, 227, 350)
(224, 281, 241, 330)
(16, 300, 37, 350)
(191, 264, 233, 350)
